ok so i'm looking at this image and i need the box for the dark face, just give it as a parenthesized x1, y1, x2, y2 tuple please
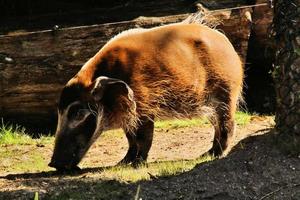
(48, 76, 136, 171)
(48, 100, 101, 171)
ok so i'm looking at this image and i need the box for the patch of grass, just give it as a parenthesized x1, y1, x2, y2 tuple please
(155, 117, 210, 129)
(34, 192, 39, 200)
(155, 111, 252, 129)
(0, 121, 53, 172)
(101, 129, 124, 139)
(0, 120, 53, 146)
(0, 121, 33, 145)
(235, 111, 251, 126)
(0, 147, 49, 172)
(101, 118, 211, 138)
(100, 154, 213, 182)
(36, 134, 54, 145)
(14, 152, 46, 172)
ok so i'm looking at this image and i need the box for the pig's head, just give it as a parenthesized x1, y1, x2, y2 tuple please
(48, 76, 137, 171)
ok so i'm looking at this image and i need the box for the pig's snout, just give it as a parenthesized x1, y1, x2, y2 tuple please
(48, 160, 56, 168)
(48, 160, 81, 171)
(48, 160, 67, 171)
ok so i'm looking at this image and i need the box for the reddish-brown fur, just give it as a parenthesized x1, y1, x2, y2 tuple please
(50, 22, 243, 169)
(73, 23, 242, 119)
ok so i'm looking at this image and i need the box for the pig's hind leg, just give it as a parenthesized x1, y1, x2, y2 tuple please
(208, 85, 238, 157)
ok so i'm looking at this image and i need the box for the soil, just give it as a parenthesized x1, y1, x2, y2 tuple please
(0, 116, 299, 199)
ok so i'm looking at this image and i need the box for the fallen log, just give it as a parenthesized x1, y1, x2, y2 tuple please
(0, 8, 252, 132)
(1, 0, 248, 35)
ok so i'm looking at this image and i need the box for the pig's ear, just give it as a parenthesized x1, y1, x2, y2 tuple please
(90, 76, 136, 111)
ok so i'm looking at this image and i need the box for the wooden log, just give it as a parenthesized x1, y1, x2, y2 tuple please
(251, 0, 273, 46)
(1, 0, 248, 35)
(0, 8, 252, 132)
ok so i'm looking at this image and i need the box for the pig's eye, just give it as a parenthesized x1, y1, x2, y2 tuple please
(68, 104, 86, 120)
(74, 109, 87, 121)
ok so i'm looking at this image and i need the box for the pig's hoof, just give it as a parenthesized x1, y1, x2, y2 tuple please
(71, 166, 82, 171)
(117, 159, 131, 166)
(55, 166, 81, 173)
(208, 146, 223, 157)
(131, 158, 147, 168)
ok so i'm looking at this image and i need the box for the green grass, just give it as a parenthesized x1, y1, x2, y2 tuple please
(0, 122, 33, 145)
(155, 111, 251, 129)
(0, 146, 47, 172)
(34, 192, 39, 200)
(155, 117, 210, 129)
(235, 111, 252, 126)
(0, 121, 53, 146)
(0, 121, 54, 172)
(13, 152, 46, 172)
(100, 155, 213, 182)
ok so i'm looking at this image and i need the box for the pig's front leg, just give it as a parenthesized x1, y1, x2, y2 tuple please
(119, 118, 154, 167)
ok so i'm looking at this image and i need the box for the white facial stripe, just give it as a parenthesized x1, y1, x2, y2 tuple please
(69, 111, 91, 129)
(93, 76, 109, 88)
(55, 110, 63, 135)
(89, 107, 104, 145)
(58, 101, 91, 129)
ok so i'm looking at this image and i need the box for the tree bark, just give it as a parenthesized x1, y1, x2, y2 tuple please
(272, 0, 300, 154)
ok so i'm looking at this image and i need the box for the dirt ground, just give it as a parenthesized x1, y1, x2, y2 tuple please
(0, 116, 299, 199)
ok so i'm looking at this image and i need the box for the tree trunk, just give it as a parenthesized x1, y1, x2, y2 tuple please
(272, 0, 300, 154)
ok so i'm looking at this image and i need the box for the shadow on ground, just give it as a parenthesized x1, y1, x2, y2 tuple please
(0, 166, 109, 180)
(131, 131, 300, 200)
(1, 131, 299, 200)
(0, 165, 131, 200)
